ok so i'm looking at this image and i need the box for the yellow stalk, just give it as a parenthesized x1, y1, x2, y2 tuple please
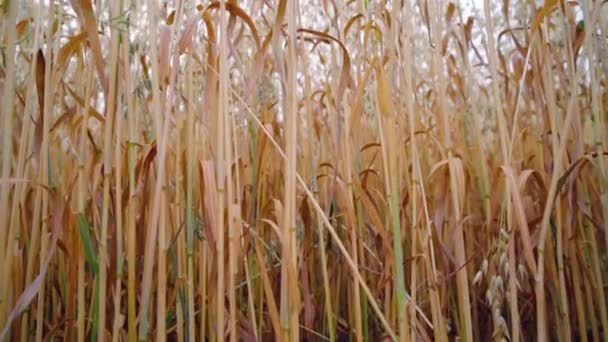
(217, 1, 229, 341)
(78, 61, 95, 341)
(185, 53, 197, 342)
(98, 0, 123, 338)
(126, 36, 139, 342)
(111, 89, 125, 342)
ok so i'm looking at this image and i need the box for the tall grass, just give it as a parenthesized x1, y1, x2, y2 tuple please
(0, 0, 607, 340)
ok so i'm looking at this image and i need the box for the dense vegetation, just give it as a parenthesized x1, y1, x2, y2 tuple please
(0, 0, 607, 341)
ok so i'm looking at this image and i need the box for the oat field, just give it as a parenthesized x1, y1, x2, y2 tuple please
(0, 0, 607, 341)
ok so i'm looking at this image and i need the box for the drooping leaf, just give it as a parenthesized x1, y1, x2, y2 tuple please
(70, 0, 108, 94)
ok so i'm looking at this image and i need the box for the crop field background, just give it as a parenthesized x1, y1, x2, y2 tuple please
(0, 0, 607, 341)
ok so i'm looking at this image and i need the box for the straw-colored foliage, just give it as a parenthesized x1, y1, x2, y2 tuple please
(0, 0, 607, 341)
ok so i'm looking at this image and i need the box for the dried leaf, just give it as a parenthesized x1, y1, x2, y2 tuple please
(71, 0, 108, 94)
(446, 2, 456, 23)
(33, 49, 45, 160)
(205, 1, 261, 50)
(530, 0, 560, 33)
(158, 24, 171, 87)
(375, 60, 394, 117)
(53, 32, 88, 86)
(15, 18, 31, 41)
(298, 28, 353, 106)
